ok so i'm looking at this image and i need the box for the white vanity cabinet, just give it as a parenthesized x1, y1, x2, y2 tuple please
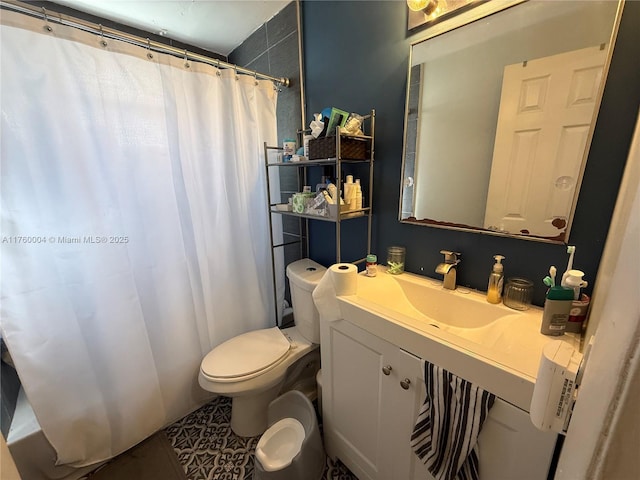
(321, 318, 559, 480)
(320, 318, 396, 479)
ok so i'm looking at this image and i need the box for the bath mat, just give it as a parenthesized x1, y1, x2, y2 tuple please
(87, 431, 186, 480)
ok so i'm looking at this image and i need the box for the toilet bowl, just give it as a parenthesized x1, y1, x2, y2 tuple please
(198, 259, 326, 437)
(255, 417, 305, 472)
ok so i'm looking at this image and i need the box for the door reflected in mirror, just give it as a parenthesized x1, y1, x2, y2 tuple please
(400, 0, 622, 243)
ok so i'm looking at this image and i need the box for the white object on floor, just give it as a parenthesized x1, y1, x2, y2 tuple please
(255, 418, 305, 472)
(253, 390, 325, 480)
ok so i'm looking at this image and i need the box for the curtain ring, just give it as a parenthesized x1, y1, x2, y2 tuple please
(41, 7, 53, 32)
(146, 38, 153, 59)
(254, 72, 259, 86)
(184, 50, 190, 69)
(215, 60, 221, 77)
(234, 65, 239, 81)
(99, 24, 108, 47)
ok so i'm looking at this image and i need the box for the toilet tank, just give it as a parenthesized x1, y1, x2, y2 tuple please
(286, 259, 326, 344)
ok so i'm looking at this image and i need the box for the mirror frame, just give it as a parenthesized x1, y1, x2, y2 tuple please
(398, 0, 624, 244)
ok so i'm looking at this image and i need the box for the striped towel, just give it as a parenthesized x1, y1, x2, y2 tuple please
(410, 361, 495, 480)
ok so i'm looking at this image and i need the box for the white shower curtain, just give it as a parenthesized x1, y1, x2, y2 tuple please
(0, 10, 283, 466)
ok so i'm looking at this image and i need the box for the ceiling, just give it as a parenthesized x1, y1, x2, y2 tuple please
(50, 0, 290, 56)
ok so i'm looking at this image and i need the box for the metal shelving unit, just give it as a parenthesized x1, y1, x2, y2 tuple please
(264, 109, 375, 322)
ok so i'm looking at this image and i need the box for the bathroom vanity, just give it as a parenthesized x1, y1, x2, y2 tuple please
(320, 269, 578, 480)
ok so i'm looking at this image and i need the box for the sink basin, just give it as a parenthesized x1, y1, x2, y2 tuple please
(392, 275, 513, 328)
(353, 269, 518, 330)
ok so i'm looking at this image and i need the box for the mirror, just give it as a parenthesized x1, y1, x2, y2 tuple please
(400, 0, 621, 243)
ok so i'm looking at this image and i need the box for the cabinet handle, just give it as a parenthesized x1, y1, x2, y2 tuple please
(400, 378, 411, 390)
(382, 365, 392, 376)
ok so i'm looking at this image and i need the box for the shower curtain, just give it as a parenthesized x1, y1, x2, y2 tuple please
(0, 10, 283, 466)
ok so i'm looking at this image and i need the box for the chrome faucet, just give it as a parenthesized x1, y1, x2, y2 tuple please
(435, 250, 461, 290)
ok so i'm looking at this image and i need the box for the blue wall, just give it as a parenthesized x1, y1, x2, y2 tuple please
(302, 0, 640, 306)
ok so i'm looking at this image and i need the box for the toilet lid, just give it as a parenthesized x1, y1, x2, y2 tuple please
(201, 327, 291, 380)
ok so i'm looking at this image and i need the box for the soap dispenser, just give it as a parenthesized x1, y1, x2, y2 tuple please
(487, 255, 505, 304)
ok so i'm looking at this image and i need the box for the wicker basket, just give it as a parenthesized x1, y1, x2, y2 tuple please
(308, 135, 370, 160)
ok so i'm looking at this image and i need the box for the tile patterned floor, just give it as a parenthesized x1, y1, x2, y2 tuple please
(165, 396, 357, 480)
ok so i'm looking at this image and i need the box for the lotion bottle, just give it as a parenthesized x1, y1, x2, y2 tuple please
(326, 182, 345, 205)
(354, 179, 363, 210)
(487, 255, 505, 304)
(343, 175, 355, 210)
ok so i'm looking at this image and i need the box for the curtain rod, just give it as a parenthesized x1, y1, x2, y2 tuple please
(0, 0, 290, 87)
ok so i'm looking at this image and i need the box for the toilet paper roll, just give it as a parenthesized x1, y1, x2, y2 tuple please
(330, 263, 358, 296)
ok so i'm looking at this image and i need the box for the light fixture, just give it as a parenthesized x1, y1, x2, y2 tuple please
(407, 0, 439, 15)
(407, 0, 478, 30)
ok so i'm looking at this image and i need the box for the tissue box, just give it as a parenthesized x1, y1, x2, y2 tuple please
(291, 193, 315, 214)
(308, 136, 370, 160)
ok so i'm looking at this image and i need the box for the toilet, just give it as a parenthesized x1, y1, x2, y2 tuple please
(253, 390, 325, 480)
(198, 258, 326, 437)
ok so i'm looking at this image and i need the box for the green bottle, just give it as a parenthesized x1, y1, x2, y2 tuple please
(540, 286, 574, 336)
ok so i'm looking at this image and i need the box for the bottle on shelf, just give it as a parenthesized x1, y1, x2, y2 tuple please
(354, 179, 363, 210)
(343, 175, 355, 210)
(327, 182, 345, 205)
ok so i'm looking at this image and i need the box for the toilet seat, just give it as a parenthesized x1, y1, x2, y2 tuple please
(200, 327, 291, 382)
(255, 417, 305, 472)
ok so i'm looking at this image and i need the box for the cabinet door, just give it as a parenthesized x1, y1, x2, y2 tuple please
(321, 319, 396, 480)
(478, 399, 558, 479)
(391, 348, 431, 480)
(393, 349, 558, 480)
